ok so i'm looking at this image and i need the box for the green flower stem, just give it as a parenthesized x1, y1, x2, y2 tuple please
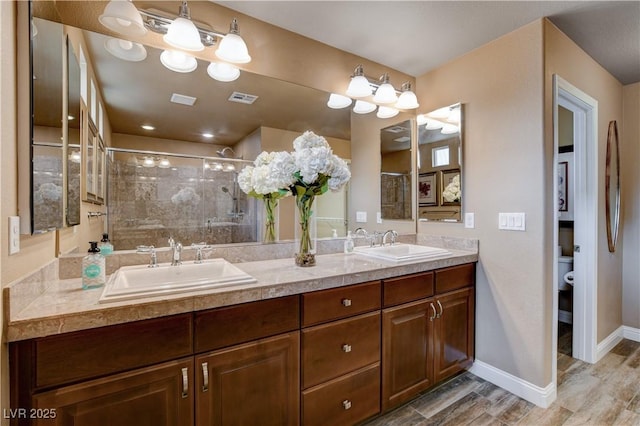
(296, 194, 315, 255)
(263, 198, 278, 243)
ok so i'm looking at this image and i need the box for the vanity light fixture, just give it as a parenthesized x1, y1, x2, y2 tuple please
(207, 62, 240, 82)
(327, 93, 352, 109)
(395, 82, 419, 109)
(346, 65, 373, 98)
(376, 106, 399, 119)
(163, 1, 204, 51)
(416, 114, 428, 125)
(158, 158, 171, 168)
(424, 118, 444, 130)
(104, 38, 147, 62)
(353, 100, 376, 114)
(160, 49, 198, 73)
(142, 157, 156, 167)
(441, 123, 459, 135)
(373, 73, 398, 104)
(215, 19, 251, 64)
(99, 0, 147, 37)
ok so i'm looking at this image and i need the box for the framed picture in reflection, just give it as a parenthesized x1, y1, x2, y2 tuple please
(418, 172, 437, 206)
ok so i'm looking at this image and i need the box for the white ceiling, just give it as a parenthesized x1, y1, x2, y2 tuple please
(217, 1, 640, 85)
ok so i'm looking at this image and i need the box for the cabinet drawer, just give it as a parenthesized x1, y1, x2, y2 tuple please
(435, 263, 475, 294)
(34, 314, 193, 389)
(302, 363, 380, 426)
(302, 281, 381, 327)
(302, 312, 380, 389)
(194, 295, 299, 353)
(383, 272, 434, 307)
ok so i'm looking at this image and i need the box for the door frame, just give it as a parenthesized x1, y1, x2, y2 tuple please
(552, 75, 598, 379)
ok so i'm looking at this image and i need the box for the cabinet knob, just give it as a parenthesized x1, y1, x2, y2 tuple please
(342, 344, 352, 353)
(342, 400, 352, 410)
(341, 298, 352, 307)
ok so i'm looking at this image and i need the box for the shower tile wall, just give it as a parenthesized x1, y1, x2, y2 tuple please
(107, 152, 257, 250)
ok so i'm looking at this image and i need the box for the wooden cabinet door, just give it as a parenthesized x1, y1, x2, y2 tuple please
(433, 287, 475, 382)
(32, 358, 193, 426)
(382, 299, 435, 411)
(196, 332, 300, 426)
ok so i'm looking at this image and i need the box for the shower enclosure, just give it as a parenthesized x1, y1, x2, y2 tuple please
(107, 149, 257, 250)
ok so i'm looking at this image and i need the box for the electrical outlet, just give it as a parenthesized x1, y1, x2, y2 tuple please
(464, 212, 475, 229)
(9, 216, 20, 255)
(356, 211, 367, 223)
(376, 212, 382, 224)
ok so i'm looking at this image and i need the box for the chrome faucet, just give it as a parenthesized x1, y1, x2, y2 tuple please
(149, 246, 158, 268)
(382, 230, 398, 246)
(171, 242, 182, 266)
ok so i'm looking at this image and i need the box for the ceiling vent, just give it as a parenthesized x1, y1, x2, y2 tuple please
(170, 93, 197, 106)
(228, 91, 259, 104)
(385, 125, 407, 133)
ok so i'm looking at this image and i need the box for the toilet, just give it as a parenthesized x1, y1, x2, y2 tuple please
(558, 255, 574, 291)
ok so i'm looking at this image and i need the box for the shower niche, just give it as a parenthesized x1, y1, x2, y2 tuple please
(107, 150, 257, 250)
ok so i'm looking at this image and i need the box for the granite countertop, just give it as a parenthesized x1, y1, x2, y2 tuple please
(5, 246, 478, 342)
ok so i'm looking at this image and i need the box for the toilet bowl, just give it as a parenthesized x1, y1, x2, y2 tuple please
(558, 255, 574, 291)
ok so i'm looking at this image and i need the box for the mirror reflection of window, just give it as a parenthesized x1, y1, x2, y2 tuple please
(432, 146, 450, 168)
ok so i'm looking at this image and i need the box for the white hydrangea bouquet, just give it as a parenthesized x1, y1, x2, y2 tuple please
(442, 174, 461, 203)
(290, 131, 350, 266)
(238, 151, 296, 242)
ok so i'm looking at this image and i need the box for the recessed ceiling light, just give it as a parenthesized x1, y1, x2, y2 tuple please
(202, 132, 214, 138)
(141, 125, 155, 130)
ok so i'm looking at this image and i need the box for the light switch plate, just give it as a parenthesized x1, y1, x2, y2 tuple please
(9, 216, 20, 255)
(464, 212, 475, 229)
(376, 212, 382, 224)
(498, 212, 526, 231)
(356, 211, 367, 223)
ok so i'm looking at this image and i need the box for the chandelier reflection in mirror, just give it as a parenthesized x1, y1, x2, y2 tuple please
(99, 1, 251, 81)
(327, 65, 419, 118)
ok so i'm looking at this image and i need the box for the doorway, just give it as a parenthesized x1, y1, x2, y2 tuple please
(552, 76, 598, 382)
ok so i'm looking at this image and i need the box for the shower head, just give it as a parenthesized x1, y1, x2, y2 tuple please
(216, 146, 241, 159)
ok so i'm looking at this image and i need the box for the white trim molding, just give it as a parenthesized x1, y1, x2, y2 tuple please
(622, 326, 640, 342)
(596, 326, 624, 362)
(469, 360, 556, 408)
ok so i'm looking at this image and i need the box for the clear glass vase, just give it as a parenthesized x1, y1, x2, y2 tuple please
(294, 194, 317, 266)
(263, 198, 279, 243)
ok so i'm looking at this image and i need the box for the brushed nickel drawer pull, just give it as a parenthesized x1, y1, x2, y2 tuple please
(342, 298, 352, 307)
(342, 344, 352, 353)
(342, 400, 352, 410)
(201, 362, 209, 392)
(436, 300, 443, 318)
(429, 303, 436, 321)
(181, 367, 189, 398)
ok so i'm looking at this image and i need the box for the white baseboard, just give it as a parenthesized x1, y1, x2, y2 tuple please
(596, 326, 624, 362)
(469, 360, 556, 408)
(623, 326, 640, 342)
(558, 310, 572, 324)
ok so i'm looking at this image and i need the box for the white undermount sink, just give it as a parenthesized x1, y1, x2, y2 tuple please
(354, 243, 451, 262)
(99, 259, 257, 303)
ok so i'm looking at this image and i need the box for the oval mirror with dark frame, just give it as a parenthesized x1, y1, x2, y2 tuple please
(605, 120, 620, 252)
(416, 103, 463, 222)
(23, 1, 352, 249)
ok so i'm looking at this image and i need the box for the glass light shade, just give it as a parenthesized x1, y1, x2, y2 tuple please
(441, 123, 459, 134)
(327, 93, 352, 109)
(215, 33, 251, 64)
(396, 90, 419, 109)
(142, 157, 155, 167)
(425, 119, 444, 130)
(353, 100, 376, 114)
(224, 163, 236, 172)
(99, 0, 147, 37)
(69, 151, 81, 164)
(346, 75, 373, 98)
(104, 38, 147, 62)
(416, 114, 428, 125)
(207, 62, 241, 82)
(163, 17, 204, 51)
(373, 82, 398, 104)
(160, 50, 197, 73)
(429, 107, 450, 118)
(158, 158, 171, 168)
(376, 106, 399, 119)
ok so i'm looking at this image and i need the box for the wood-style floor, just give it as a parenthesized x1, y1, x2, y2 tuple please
(363, 335, 640, 425)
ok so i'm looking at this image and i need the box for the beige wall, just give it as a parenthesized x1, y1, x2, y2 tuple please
(544, 20, 624, 343)
(622, 82, 640, 328)
(416, 21, 549, 386)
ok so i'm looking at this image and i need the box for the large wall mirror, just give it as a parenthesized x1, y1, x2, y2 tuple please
(380, 120, 413, 220)
(26, 1, 351, 249)
(417, 103, 463, 222)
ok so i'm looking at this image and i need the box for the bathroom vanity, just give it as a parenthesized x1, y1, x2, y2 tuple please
(7, 247, 476, 426)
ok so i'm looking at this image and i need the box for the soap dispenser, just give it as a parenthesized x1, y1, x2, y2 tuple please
(344, 231, 354, 254)
(99, 233, 114, 255)
(82, 242, 105, 290)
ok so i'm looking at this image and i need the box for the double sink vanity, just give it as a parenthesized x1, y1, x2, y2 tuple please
(7, 238, 477, 425)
